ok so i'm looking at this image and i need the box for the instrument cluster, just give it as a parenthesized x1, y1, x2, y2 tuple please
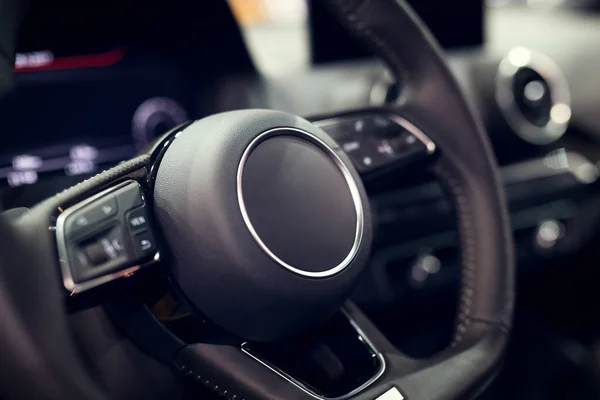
(0, 48, 192, 205)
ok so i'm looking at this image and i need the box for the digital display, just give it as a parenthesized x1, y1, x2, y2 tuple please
(0, 63, 189, 188)
(0, 0, 253, 208)
(14, 48, 125, 72)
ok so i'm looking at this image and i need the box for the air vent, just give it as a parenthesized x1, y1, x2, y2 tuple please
(496, 47, 571, 145)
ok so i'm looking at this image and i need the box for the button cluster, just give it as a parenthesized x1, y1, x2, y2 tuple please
(317, 115, 432, 173)
(60, 181, 158, 285)
(65, 196, 117, 239)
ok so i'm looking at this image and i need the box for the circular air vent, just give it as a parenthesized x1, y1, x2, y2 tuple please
(496, 47, 571, 145)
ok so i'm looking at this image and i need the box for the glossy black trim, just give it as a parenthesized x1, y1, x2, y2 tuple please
(146, 121, 194, 193)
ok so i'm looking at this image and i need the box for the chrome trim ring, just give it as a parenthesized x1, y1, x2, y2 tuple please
(236, 127, 364, 278)
(496, 47, 571, 145)
(241, 308, 386, 400)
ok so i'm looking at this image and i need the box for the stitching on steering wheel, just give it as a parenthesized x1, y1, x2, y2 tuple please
(433, 164, 477, 347)
(34, 155, 150, 212)
(177, 363, 246, 400)
(327, 0, 412, 88)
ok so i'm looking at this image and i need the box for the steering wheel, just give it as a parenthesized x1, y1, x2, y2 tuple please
(0, 1, 514, 399)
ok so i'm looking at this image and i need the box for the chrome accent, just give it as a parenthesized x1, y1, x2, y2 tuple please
(535, 219, 563, 250)
(241, 309, 386, 400)
(388, 115, 436, 154)
(376, 388, 404, 400)
(55, 180, 160, 294)
(314, 113, 436, 155)
(370, 69, 396, 105)
(502, 150, 598, 185)
(236, 127, 364, 278)
(496, 47, 571, 145)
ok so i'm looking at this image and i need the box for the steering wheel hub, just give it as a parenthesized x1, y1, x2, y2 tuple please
(153, 110, 372, 341)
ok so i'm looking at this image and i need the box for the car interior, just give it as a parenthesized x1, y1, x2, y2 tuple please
(0, 0, 599, 399)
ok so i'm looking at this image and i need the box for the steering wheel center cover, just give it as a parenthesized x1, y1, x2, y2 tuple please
(153, 110, 372, 341)
(237, 128, 364, 277)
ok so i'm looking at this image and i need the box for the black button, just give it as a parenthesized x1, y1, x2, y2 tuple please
(83, 241, 110, 266)
(133, 230, 156, 259)
(342, 139, 383, 173)
(106, 226, 127, 255)
(66, 196, 118, 239)
(69, 214, 92, 235)
(81, 225, 127, 266)
(127, 207, 149, 233)
(100, 225, 128, 260)
(72, 249, 91, 270)
(318, 120, 355, 142)
(339, 138, 362, 154)
(117, 182, 144, 212)
(67, 225, 131, 283)
(95, 197, 118, 219)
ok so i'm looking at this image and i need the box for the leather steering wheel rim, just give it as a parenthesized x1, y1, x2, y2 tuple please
(325, 0, 514, 338)
(0, 1, 514, 399)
